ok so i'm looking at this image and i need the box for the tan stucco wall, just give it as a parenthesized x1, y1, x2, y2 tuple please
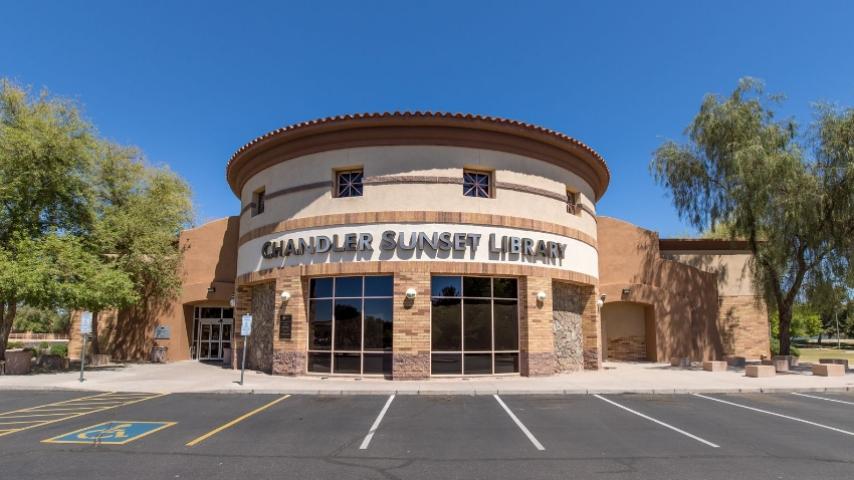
(238, 146, 598, 238)
(660, 251, 755, 296)
(597, 217, 769, 361)
(68, 216, 241, 362)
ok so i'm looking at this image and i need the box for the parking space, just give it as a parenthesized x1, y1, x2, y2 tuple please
(0, 391, 88, 412)
(0, 390, 853, 479)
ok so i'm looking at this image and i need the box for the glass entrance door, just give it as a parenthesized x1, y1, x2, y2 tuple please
(193, 307, 234, 361)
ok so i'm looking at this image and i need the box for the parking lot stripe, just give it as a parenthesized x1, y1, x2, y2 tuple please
(0, 393, 166, 438)
(791, 392, 854, 406)
(493, 394, 545, 451)
(359, 394, 395, 450)
(185, 394, 291, 447)
(694, 393, 854, 437)
(594, 394, 720, 448)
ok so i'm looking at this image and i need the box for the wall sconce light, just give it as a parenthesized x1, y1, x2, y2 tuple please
(229, 297, 235, 308)
(280, 291, 292, 302)
(596, 293, 607, 309)
(207, 286, 216, 294)
(621, 288, 632, 296)
(536, 291, 547, 302)
(405, 288, 417, 300)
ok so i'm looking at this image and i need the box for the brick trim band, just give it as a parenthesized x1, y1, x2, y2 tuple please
(235, 260, 598, 287)
(237, 211, 598, 248)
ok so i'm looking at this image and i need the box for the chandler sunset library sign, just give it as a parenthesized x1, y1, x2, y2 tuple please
(262, 231, 570, 260)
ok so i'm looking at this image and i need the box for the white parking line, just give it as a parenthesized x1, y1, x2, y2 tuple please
(792, 392, 854, 406)
(694, 393, 854, 437)
(594, 394, 719, 448)
(359, 394, 395, 450)
(493, 394, 545, 451)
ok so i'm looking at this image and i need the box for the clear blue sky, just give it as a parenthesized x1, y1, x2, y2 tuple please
(2, 1, 852, 236)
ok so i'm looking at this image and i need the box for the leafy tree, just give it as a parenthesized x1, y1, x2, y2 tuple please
(0, 79, 192, 361)
(651, 78, 854, 355)
(11, 305, 68, 334)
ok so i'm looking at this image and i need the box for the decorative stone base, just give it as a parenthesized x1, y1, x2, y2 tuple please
(523, 352, 556, 376)
(393, 352, 430, 380)
(272, 350, 306, 376)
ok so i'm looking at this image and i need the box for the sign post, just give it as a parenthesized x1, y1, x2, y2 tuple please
(79, 312, 93, 383)
(239, 314, 252, 385)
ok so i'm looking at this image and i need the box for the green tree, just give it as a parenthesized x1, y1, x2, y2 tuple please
(651, 79, 854, 355)
(0, 79, 192, 361)
(11, 305, 68, 334)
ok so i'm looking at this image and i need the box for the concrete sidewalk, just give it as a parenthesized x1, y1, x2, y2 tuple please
(1, 360, 852, 395)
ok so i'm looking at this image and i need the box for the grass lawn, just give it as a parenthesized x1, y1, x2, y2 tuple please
(795, 347, 854, 363)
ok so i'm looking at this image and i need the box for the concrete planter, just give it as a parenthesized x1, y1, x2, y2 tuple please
(703, 360, 727, 372)
(819, 358, 849, 371)
(3, 349, 33, 375)
(772, 355, 799, 368)
(812, 363, 845, 377)
(150, 346, 168, 363)
(724, 356, 747, 367)
(746, 365, 775, 377)
(670, 357, 691, 368)
(37, 354, 69, 370)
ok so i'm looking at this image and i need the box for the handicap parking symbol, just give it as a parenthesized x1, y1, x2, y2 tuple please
(43, 421, 176, 445)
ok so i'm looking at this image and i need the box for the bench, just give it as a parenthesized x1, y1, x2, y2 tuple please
(746, 365, 776, 378)
(819, 358, 849, 371)
(703, 361, 727, 372)
(812, 363, 845, 377)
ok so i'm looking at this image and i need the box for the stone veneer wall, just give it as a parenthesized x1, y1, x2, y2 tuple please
(246, 282, 275, 372)
(552, 281, 585, 372)
(271, 274, 308, 375)
(392, 269, 431, 379)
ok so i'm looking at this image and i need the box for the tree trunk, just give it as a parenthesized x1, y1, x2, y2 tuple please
(817, 332, 822, 346)
(0, 300, 18, 363)
(90, 310, 101, 355)
(778, 304, 793, 356)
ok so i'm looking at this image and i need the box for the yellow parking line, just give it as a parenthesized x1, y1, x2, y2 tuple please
(0, 420, 48, 426)
(0, 413, 76, 419)
(0, 393, 167, 438)
(185, 395, 291, 447)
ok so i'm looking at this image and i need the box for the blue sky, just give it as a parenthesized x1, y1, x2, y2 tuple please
(2, 1, 852, 236)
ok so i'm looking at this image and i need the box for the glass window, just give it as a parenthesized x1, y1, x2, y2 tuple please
(430, 276, 519, 375)
(200, 307, 221, 319)
(308, 275, 393, 375)
(463, 277, 491, 297)
(336, 169, 363, 197)
(431, 276, 461, 297)
(566, 189, 578, 215)
(364, 299, 393, 351)
(335, 276, 362, 298)
(310, 278, 333, 298)
(334, 299, 362, 350)
(252, 188, 265, 216)
(431, 298, 461, 350)
(463, 170, 491, 198)
(364, 275, 393, 297)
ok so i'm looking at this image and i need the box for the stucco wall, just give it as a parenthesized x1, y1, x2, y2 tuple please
(238, 146, 598, 237)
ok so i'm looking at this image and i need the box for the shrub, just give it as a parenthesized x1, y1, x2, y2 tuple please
(770, 338, 800, 357)
(49, 344, 68, 357)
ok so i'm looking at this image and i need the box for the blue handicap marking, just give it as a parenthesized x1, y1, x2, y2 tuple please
(43, 421, 176, 445)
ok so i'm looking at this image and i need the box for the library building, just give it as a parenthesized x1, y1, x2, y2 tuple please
(69, 112, 770, 379)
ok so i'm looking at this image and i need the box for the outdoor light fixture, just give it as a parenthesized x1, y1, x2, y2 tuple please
(622, 288, 632, 296)
(280, 291, 292, 301)
(405, 288, 417, 300)
(596, 293, 607, 309)
(207, 286, 216, 293)
(229, 297, 235, 307)
(536, 291, 547, 302)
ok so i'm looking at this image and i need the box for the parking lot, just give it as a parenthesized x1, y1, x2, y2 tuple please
(0, 390, 853, 479)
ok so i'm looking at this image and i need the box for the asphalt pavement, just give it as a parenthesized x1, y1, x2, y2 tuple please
(1, 390, 853, 479)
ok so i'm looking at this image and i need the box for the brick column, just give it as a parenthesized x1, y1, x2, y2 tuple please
(581, 286, 602, 370)
(520, 276, 556, 376)
(392, 269, 431, 379)
(231, 284, 251, 369)
(271, 272, 307, 375)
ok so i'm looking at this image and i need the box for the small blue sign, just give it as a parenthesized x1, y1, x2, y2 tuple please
(43, 421, 176, 445)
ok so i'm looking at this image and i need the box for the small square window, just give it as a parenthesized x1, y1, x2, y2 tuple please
(566, 190, 578, 215)
(336, 169, 363, 197)
(252, 188, 265, 216)
(463, 170, 491, 198)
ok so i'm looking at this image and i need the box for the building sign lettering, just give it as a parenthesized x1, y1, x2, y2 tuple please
(261, 231, 566, 259)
